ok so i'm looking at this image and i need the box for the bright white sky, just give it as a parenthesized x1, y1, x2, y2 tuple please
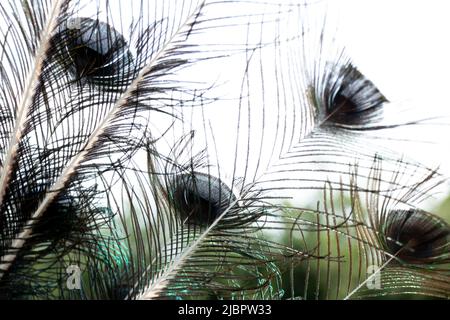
(337, 0, 450, 104)
(336, 0, 450, 169)
(72, 0, 450, 173)
(113, 0, 450, 208)
(3, 0, 450, 211)
(334, 0, 450, 206)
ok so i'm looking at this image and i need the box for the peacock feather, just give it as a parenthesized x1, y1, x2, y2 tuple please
(0, 0, 448, 300)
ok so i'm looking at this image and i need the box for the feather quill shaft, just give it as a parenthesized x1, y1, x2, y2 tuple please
(0, 0, 447, 301)
(137, 197, 241, 299)
(0, 0, 65, 208)
(0, 0, 206, 282)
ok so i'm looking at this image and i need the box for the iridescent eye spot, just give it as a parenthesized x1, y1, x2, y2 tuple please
(52, 17, 134, 87)
(383, 209, 450, 264)
(169, 172, 236, 227)
(311, 62, 388, 127)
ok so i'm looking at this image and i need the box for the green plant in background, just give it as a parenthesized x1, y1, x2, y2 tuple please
(275, 186, 450, 300)
(0, 0, 448, 300)
(435, 196, 450, 223)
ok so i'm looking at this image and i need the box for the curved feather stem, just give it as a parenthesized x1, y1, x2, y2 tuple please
(0, 0, 65, 210)
(343, 250, 398, 300)
(0, 0, 206, 281)
(137, 196, 241, 300)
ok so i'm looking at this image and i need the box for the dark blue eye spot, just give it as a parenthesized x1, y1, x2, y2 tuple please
(169, 172, 236, 227)
(52, 17, 134, 87)
(315, 63, 388, 127)
(384, 209, 449, 264)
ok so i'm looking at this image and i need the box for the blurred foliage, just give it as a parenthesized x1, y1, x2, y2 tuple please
(434, 195, 450, 223)
(259, 192, 450, 300)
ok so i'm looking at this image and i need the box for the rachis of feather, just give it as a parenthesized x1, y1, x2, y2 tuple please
(168, 172, 237, 227)
(0, 0, 448, 301)
(52, 17, 135, 86)
(382, 209, 449, 264)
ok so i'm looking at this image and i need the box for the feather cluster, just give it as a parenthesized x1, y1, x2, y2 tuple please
(0, 0, 448, 300)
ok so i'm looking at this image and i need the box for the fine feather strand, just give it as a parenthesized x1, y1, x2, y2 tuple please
(0, 0, 224, 298)
(0, 0, 448, 300)
(131, 1, 449, 300)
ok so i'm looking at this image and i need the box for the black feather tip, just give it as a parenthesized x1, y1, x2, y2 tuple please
(315, 63, 388, 126)
(168, 172, 237, 227)
(51, 17, 134, 87)
(383, 209, 450, 264)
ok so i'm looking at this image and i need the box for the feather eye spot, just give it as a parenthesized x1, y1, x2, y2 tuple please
(315, 63, 388, 126)
(169, 172, 237, 227)
(383, 209, 450, 264)
(52, 18, 134, 86)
